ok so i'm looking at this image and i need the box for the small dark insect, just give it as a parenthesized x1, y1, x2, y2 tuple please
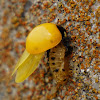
(48, 26, 73, 83)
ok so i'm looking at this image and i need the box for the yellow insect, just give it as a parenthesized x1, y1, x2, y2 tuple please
(12, 23, 72, 83)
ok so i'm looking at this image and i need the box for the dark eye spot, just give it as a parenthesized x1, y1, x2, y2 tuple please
(52, 63, 55, 65)
(62, 69, 65, 71)
(51, 57, 55, 60)
(53, 69, 59, 72)
(63, 79, 66, 81)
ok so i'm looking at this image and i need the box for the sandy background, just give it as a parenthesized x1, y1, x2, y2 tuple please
(0, 0, 100, 100)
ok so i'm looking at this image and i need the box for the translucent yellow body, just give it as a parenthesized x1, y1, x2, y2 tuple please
(26, 23, 62, 54)
(12, 23, 62, 83)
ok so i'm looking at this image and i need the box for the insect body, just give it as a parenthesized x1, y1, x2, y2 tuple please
(48, 26, 72, 84)
(12, 23, 62, 83)
(12, 23, 72, 83)
(49, 42, 67, 83)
